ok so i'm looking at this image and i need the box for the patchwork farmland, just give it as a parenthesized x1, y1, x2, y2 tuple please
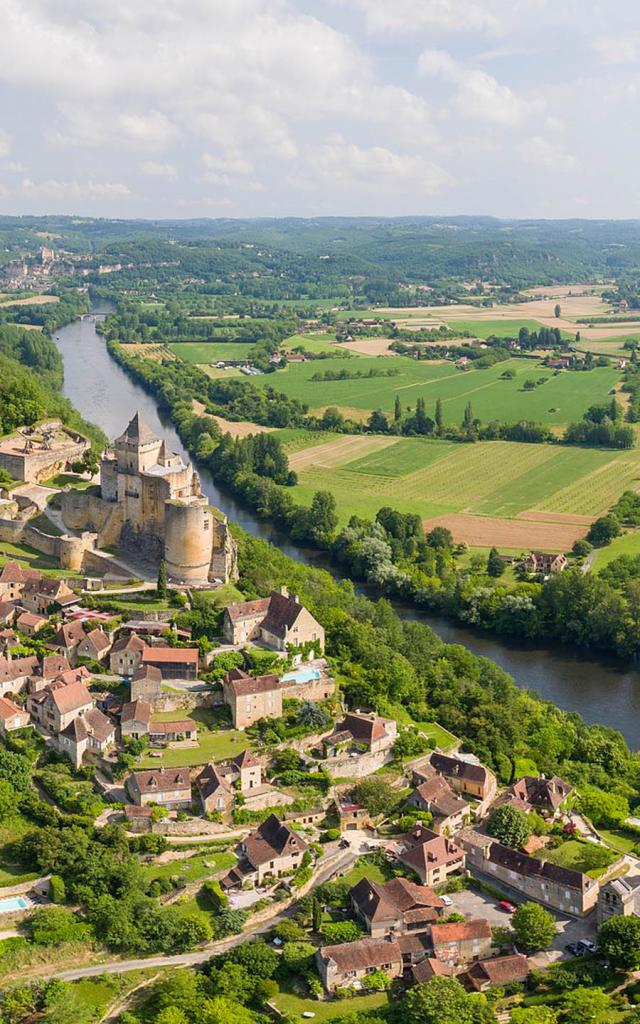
(278, 432, 640, 549)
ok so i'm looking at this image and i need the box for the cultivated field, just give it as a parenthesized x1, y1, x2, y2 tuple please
(339, 337, 398, 356)
(282, 432, 640, 549)
(127, 343, 176, 361)
(0, 294, 59, 307)
(168, 341, 257, 362)
(192, 400, 274, 437)
(254, 354, 621, 428)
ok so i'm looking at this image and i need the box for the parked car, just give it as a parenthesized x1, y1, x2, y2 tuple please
(565, 942, 581, 956)
(577, 940, 598, 955)
(499, 900, 517, 913)
(440, 894, 453, 907)
(339, 839, 350, 849)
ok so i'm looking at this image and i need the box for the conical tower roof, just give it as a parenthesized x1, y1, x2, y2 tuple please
(115, 412, 158, 446)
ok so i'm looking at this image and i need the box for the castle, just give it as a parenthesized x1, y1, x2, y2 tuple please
(61, 413, 238, 585)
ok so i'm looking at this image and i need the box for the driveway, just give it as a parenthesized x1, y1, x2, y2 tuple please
(447, 886, 598, 967)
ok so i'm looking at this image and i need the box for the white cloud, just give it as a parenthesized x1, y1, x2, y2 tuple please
(19, 178, 131, 198)
(0, 134, 10, 159)
(419, 48, 525, 125)
(292, 136, 450, 194)
(594, 32, 640, 65)
(347, 0, 548, 36)
(516, 135, 576, 169)
(140, 161, 178, 178)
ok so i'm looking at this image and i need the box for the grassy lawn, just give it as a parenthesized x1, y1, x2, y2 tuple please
(275, 990, 389, 1021)
(414, 722, 458, 751)
(137, 725, 250, 768)
(535, 839, 616, 878)
(340, 856, 394, 888)
(138, 849, 237, 885)
(599, 828, 640, 855)
(91, 593, 174, 612)
(42, 473, 93, 490)
(592, 530, 640, 571)
(0, 539, 82, 578)
(283, 333, 356, 356)
(169, 341, 258, 362)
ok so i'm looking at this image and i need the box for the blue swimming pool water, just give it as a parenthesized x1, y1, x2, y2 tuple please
(0, 896, 28, 913)
(282, 668, 321, 684)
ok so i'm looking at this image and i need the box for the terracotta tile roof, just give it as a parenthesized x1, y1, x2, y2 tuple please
(130, 767, 191, 795)
(343, 712, 388, 744)
(53, 621, 86, 648)
(396, 827, 464, 874)
(197, 762, 233, 801)
(53, 666, 92, 686)
(224, 669, 281, 697)
(40, 654, 71, 679)
(111, 633, 146, 655)
(0, 654, 38, 681)
(319, 937, 402, 973)
(84, 707, 114, 743)
(467, 954, 530, 988)
(0, 561, 40, 584)
(17, 611, 47, 629)
(124, 804, 153, 818)
(225, 597, 270, 622)
(412, 958, 455, 983)
(432, 919, 492, 945)
(243, 813, 308, 867)
(141, 646, 198, 664)
(131, 664, 162, 683)
(351, 876, 443, 925)
(121, 699, 151, 725)
(0, 696, 27, 721)
(396, 933, 431, 955)
(0, 602, 16, 621)
(414, 776, 468, 817)
(81, 628, 110, 652)
(148, 719, 195, 734)
(48, 680, 93, 715)
(233, 749, 260, 769)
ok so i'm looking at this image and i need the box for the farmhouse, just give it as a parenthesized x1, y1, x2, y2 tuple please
(324, 712, 397, 758)
(76, 628, 112, 663)
(391, 826, 466, 887)
(431, 919, 493, 966)
(523, 551, 567, 575)
(221, 813, 308, 889)
(350, 876, 444, 938)
(16, 611, 47, 636)
(28, 678, 93, 733)
(222, 668, 282, 729)
(120, 699, 152, 741)
(58, 707, 115, 768)
(222, 586, 324, 652)
(110, 633, 146, 676)
(127, 767, 192, 809)
(458, 829, 598, 917)
(316, 937, 403, 993)
(130, 664, 162, 702)
(413, 752, 497, 805)
(148, 719, 198, 744)
(408, 775, 471, 835)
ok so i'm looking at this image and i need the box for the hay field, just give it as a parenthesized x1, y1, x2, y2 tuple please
(0, 294, 59, 308)
(169, 341, 256, 362)
(255, 354, 621, 428)
(191, 401, 274, 438)
(282, 432, 640, 548)
(339, 338, 398, 356)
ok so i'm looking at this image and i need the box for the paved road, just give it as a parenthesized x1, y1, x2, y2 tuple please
(43, 848, 357, 982)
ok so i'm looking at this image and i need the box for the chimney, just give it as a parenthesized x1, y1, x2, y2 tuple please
(291, 593, 300, 604)
(279, 585, 289, 598)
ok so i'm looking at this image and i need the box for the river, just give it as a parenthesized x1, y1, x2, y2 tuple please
(53, 314, 640, 747)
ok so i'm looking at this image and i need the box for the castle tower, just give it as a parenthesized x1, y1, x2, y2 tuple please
(113, 412, 163, 475)
(164, 501, 214, 584)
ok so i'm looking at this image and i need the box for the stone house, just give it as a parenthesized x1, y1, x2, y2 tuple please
(351, 876, 444, 938)
(324, 712, 397, 759)
(335, 800, 371, 832)
(431, 919, 493, 965)
(28, 678, 94, 734)
(22, 577, 76, 615)
(494, 775, 574, 819)
(28, 655, 74, 693)
(58, 707, 115, 768)
(0, 695, 30, 735)
(411, 957, 456, 984)
(120, 699, 152, 741)
(76, 628, 112, 663)
(222, 668, 283, 729)
(141, 646, 199, 680)
(50, 621, 87, 664)
(148, 719, 198, 744)
(0, 601, 17, 627)
(222, 587, 324, 652)
(597, 874, 640, 927)
(408, 775, 471, 835)
(414, 752, 497, 805)
(221, 813, 308, 889)
(0, 654, 39, 697)
(316, 937, 403, 993)
(0, 561, 41, 602)
(392, 826, 466, 887)
(466, 954, 530, 991)
(130, 664, 162, 703)
(126, 767, 192, 809)
(16, 611, 47, 636)
(110, 633, 146, 676)
(523, 552, 567, 575)
(196, 762, 235, 816)
(458, 829, 598, 917)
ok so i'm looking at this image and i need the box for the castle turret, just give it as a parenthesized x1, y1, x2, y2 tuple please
(164, 501, 213, 584)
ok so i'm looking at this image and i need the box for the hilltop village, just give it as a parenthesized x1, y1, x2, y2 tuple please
(0, 415, 638, 1020)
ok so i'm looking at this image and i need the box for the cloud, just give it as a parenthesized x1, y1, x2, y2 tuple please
(594, 32, 640, 65)
(291, 136, 451, 194)
(516, 135, 576, 169)
(0, 134, 10, 159)
(19, 178, 131, 198)
(140, 161, 178, 179)
(419, 48, 525, 124)
(346, 0, 547, 36)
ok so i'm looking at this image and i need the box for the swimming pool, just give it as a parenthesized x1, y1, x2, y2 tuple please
(282, 668, 321, 685)
(0, 896, 28, 914)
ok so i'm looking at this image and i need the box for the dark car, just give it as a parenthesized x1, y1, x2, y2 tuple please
(565, 943, 581, 956)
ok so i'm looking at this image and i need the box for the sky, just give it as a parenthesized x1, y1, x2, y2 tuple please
(1, 0, 640, 219)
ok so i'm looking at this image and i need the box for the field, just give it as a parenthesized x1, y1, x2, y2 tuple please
(192, 400, 275, 438)
(592, 530, 640, 571)
(283, 332, 348, 355)
(282, 432, 640, 548)
(254, 354, 621, 427)
(168, 341, 257, 362)
(138, 848, 236, 885)
(0, 294, 59, 308)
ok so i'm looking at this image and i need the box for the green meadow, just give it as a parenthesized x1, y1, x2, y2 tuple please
(168, 341, 257, 362)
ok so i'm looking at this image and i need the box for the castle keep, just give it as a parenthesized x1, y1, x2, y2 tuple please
(61, 413, 238, 585)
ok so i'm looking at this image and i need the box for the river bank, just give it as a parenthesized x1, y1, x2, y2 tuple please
(52, 314, 640, 746)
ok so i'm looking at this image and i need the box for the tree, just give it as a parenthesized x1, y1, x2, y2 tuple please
(435, 398, 444, 433)
(511, 1009, 557, 1024)
(312, 896, 323, 933)
(273, 919, 306, 943)
(322, 920, 363, 943)
(214, 908, 248, 938)
(368, 409, 389, 433)
(487, 547, 505, 578)
(29, 907, 90, 946)
(426, 525, 453, 550)
(223, 939, 279, 979)
(157, 559, 168, 598)
(587, 515, 620, 547)
(352, 777, 398, 817)
(561, 987, 610, 1023)
(404, 976, 475, 1024)
(554, 304, 561, 318)
(309, 490, 338, 544)
(394, 395, 402, 423)
(462, 401, 474, 430)
(487, 804, 531, 848)
(297, 700, 330, 731)
(598, 913, 640, 969)
(0, 778, 17, 821)
(511, 902, 556, 951)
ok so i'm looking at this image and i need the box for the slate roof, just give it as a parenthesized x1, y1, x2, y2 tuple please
(197, 762, 233, 801)
(396, 827, 464, 875)
(243, 813, 308, 867)
(430, 751, 492, 786)
(224, 669, 281, 697)
(116, 412, 158, 446)
(260, 591, 305, 637)
(510, 775, 573, 812)
(487, 841, 594, 892)
(130, 767, 191, 795)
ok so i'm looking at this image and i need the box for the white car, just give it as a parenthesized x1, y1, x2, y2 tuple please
(440, 894, 453, 906)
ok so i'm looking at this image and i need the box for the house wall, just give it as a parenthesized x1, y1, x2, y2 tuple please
(224, 682, 283, 730)
(317, 952, 403, 993)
